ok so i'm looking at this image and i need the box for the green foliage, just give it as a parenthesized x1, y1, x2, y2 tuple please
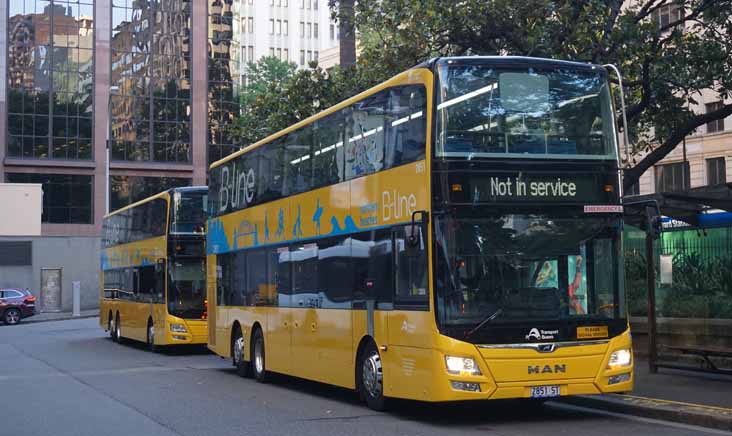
(230, 1, 732, 184)
(228, 57, 387, 146)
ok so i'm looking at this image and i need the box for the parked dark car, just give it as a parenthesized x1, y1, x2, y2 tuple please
(0, 289, 36, 325)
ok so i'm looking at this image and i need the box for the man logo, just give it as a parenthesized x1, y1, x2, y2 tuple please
(525, 328, 541, 341)
(528, 364, 567, 374)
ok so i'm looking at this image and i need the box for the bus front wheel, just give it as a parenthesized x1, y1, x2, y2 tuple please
(251, 328, 269, 382)
(112, 313, 121, 343)
(358, 342, 387, 411)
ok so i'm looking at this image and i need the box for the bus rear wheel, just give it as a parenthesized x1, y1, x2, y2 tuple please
(251, 328, 269, 382)
(358, 342, 387, 411)
(232, 327, 251, 377)
(113, 313, 121, 343)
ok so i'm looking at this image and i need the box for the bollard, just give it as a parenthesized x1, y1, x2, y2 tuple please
(72, 281, 81, 317)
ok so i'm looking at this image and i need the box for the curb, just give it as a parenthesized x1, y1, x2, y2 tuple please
(21, 313, 99, 324)
(559, 394, 732, 431)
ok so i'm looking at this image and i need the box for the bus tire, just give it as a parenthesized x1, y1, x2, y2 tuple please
(358, 342, 387, 411)
(147, 319, 159, 353)
(113, 313, 121, 343)
(232, 326, 251, 378)
(251, 328, 269, 383)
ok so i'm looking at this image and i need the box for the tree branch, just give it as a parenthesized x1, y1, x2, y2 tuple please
(624, 103, 732, 190)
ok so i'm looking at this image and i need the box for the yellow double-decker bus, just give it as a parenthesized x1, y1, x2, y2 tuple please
(101, 187, 208, 351)
(207, 56, 633, 410)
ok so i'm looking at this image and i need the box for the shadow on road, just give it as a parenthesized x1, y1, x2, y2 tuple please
(216, 370, 607, 427)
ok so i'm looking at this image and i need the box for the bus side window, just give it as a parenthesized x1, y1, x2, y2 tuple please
(385, 85, 427, 168)
(275, 247, 292, 308)
(352, 230, 393, 308)
(394, 225, 429, 309)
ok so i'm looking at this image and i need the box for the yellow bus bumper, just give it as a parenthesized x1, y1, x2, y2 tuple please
(162, 317, 208, 345)
(413, 329, 633, 402)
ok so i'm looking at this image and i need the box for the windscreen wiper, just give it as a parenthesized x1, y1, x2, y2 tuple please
(465, 308, 503, 338)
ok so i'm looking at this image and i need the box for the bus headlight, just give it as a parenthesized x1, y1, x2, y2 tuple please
(170, 323, 188, 333)
(607, 349, 632, 369)
(445, 356, 482, 376)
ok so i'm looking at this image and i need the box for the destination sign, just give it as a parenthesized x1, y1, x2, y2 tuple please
(453, 173, 614, 204)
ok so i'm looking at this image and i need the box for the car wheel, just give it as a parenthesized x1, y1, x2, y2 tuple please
(147, 319, 159, 353)
(359, 342, 387, 411)
(251, 328, 268, 382)
(232, 326, 251, 377)
(4, 308, 21, 325)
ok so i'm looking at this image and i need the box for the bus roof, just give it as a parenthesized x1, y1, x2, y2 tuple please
(208, 66, 430, 171)
(104, 185, 207, 219)
(416, 55, 606, 72)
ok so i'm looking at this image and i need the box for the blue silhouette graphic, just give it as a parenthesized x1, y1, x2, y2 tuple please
(313, 198, 324, 235)
(264, 212, 270, 241)
(207, 218, 230, 254)
(329, 214, 360, 235)
(276, 208, 285, 239)
(292, 204, 303, 238)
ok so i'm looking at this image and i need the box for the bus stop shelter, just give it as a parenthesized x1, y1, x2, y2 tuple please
(624, 182, 732, 375)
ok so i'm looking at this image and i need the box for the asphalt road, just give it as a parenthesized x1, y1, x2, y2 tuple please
(0, 318, 727, 436)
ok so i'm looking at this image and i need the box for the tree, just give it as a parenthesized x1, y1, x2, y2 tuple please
(346, 0, 732, 190)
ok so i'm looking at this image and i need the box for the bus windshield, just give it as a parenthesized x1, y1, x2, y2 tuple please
(434, 209, 624, 329)
(170, 190, 207, 234)
(168, 258, 206, 319)
(436, 60, 617, 159)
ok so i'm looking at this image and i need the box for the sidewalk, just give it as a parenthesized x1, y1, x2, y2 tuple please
(22, 309, 99, 324)
(560, 358, 732, 431)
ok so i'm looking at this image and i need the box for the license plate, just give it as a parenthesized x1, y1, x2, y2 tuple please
(530, 385, 561, 398)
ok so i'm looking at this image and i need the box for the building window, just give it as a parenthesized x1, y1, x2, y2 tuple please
(301, 0, 305, 8)
(269, 47, 275, 57)
(313, 23, 318, 39)
(314, 51, 319, 62)
(110, 176, 190, 211)
(300, 21, 305, 37)
(248, 17, 254, 33)
(283, 20, 288, 35)
(208, 0, 242, 164)
(277, 48, 282, 59)
(655, 162, 690, 193)
(269, 19, 275, 34)
(283, 0, 288, 6)
(6, 173, 92, 224)
(307, 23, 312, 38)
(706, 101, 725, 134)
(112, 0, 192, 163)
(283, 48, 289, 61)
(652, 3, 683, 30)
(707, 157, 726, 186)
(277, 20, 282, 34)
(313, 0, 318, 9)
(300, 50, 305, 66)
(248, 46, 254, 62)
(7, 0, 95, 161)
(307, 50, 313, 62)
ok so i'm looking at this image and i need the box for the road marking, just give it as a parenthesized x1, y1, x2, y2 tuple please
(549, 402, 732, 435)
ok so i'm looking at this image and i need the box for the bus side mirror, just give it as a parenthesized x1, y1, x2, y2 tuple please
(406, 210, 429, 257)
(645, 206, 662, 240)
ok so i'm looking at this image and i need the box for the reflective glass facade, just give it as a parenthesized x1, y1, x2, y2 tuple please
(7, 0, 94, 160)
(110, 175, 190, 211)
(110, 0, 192, 163)
(208, 0, 240, 164)
(5, 173, 92, 223)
